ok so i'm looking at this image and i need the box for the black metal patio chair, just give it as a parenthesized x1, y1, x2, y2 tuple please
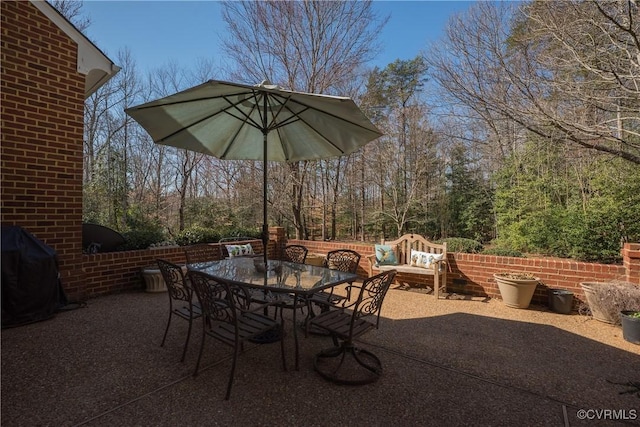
(156, 259, 202, 362)
(283, 244, 308, 264)
(308, 269, 396, 385)
(307, 249, 361, 312)
(187, 270, 287, 400)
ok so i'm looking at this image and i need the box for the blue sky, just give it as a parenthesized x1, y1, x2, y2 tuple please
(82, 1, 474, 75)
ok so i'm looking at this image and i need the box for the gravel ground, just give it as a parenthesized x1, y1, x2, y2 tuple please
(2, 286, 639, 426)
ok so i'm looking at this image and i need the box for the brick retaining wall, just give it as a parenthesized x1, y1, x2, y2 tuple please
(288, 239, 635, 307)
(449, 253, 625, 305)
(81, 241, 278, 300)
(31, 234, 639, 305)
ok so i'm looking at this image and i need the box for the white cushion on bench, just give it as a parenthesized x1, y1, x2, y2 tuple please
(376, 264, 435, 275)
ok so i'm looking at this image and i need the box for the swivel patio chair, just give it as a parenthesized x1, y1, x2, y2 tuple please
(184, 243, 222, 266)
(308, 269, 396, 385)
(157, 259, 202, 362)
(283, 244, 308, 264)
(188, 270, 287, 400)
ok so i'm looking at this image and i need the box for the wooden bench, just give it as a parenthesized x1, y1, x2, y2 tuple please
(366, 234, 448, 299)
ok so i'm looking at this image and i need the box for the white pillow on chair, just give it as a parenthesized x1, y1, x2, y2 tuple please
(225, 244, 254, 257)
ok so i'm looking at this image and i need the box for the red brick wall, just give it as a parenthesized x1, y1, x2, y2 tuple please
(77, 238, 635, 303)
(286, 239, 374, 277)
(449, 253, 625, 304)
(288, 239, 631, 306)
(622, 243, 640, 284)
(82, 240, 279, 298)
(1, 1, 86, 299)
(83, 248, 186, 298)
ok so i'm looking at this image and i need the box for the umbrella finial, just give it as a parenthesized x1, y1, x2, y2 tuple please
(257, 80, 281, 90)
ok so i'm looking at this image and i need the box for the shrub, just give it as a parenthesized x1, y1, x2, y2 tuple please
(119, 228, 168, 250)
(439, 237, 483, 253)
(175, 226, 222, 246)
(174, 226, 262, 246)
(482, 247, 525, 257)
(217, 227, 262, 240)
(565, 207, 625, 264)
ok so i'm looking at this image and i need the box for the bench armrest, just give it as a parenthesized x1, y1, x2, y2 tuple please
(365, 253, 377, 277)
(433, 258, 448, 273)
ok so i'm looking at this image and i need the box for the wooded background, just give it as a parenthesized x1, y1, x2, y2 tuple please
(58, 0, 640, 263)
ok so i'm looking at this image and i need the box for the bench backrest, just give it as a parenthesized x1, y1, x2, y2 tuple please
(382, 234, 446, 265)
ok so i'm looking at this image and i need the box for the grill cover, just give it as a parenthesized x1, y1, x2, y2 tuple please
(1, 226, 68, 328)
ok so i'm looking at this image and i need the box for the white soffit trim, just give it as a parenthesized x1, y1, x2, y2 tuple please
(30, 0, 121, 98)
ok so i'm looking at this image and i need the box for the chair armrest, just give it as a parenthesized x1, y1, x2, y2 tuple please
(337, 283, 365, 309)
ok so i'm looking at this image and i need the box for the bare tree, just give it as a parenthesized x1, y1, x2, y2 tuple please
(221, 1, 385, 92)
(50, 0, 91, 32)
(427, 1, 640, 165)
(220, 0, 387, 238)
(83, 49, 141, 228)
(515, 0, 640, 163)
(360, 58, 435, 238)
(145, 61, 218, 232)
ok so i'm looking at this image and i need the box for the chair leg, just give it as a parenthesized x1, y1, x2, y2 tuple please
(345, 282, 353, 301)
(292, 301, 299, 370)
(304, 298, 313, 338)
(279, 322, 287, 372)
(160, 313, 172, 347)
(181, 316, 193, 362)
(225, 343, 240, 400)
(305, 302, 333, 337)
(279, 305, 296, 370)
(193, 321, 206, 377)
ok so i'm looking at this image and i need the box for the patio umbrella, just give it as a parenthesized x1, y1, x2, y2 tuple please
(125, 79, 382, 264)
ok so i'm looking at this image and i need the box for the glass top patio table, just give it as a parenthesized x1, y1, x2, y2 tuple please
(186, 257, 358, 295)
(187, 257, 358, 370)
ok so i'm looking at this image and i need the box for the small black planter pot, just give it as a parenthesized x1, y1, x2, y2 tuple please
(548, 289, 573, 314)
(621, 311, 640, 345)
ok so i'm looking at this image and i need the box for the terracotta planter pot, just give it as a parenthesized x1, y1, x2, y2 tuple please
(494, 273, 540, 309)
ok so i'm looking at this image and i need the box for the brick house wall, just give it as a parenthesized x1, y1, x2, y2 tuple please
(1, 1, 86, 299)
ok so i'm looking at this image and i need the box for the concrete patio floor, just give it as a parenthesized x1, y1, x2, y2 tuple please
(2, 286, 639, 426)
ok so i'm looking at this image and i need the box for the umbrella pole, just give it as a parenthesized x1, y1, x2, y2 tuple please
(262, 130, 269, 266)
